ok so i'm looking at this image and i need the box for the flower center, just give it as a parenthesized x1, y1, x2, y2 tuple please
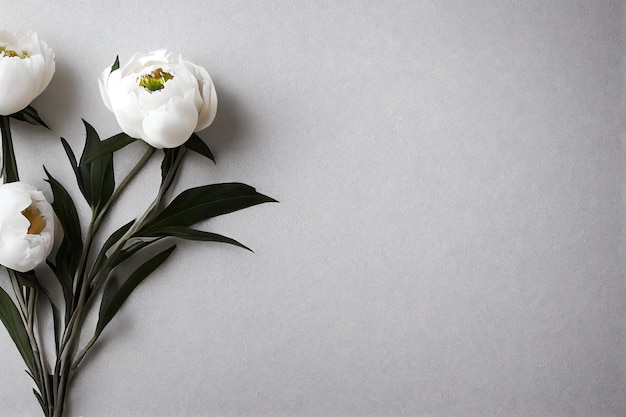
(138, 68, 174, 92)
(0, 46, 30, 59)
(21, 205, 46, 235)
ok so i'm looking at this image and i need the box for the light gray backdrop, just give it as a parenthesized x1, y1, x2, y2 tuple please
(0, 1, 624, 416)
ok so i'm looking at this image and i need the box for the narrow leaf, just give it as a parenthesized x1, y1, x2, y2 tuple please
(156, 147, 187, 204)
(1, 116, 19, 183)
(141, 183, 277, 231)
(60, 137, 83, 195)
(12, 270, 61, 353)
(43, 291, 62, 354)
(111, 55, 120, 72)
(44, 167, 83, 269)
(137, 226, 252, 251)
(44, 167, 82, 316)
(10, 106, 49, 129)
(32, 389, 46, 414)
(0, 285, 37, 378)
(95, 245, 176, 338)
(184, 133, 215, 163)
(113, 236, 164, 268)
(83, 132, 136, 164)
(78, 120, 115, 213)
(13, 270, 39, 289)
(89, 220, 134, 280)
(160, 147, 183, 184)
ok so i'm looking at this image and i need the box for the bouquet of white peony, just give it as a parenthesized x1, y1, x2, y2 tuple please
(0, 30, 275, 417)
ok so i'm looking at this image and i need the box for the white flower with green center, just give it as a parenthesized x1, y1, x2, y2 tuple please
(0, 31, 55, 115)
(99, 49, 218, 149)
(0, 182, 56, 272)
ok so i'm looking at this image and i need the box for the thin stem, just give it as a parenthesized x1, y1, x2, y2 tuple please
(53, 145, 158, 417)
(93, 145, 155, 234)
(70, 148, 187, 376)
(69, 335, 95, 376)
(99, 147, 185, 266)
(62, 147, 156, 351)
(69, 220, 95, 313)
(53, 213, 95, 417)
(29, 290, 54, 417)
(8, 270, 50, 415)
(9, 271, 28, 318)
(0, 115, 19, 183)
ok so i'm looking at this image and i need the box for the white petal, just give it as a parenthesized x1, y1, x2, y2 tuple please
(141, 94, 199, 148)
(0, 183, 32, 221)
(0, 233, 31, 271)
(0, 58, 36, 114)
(195, 77, 217, 131)
(98, 76, 113, 111)
(106, 72, 147, 138)
(0, 182, 55, 271)
(0, 31, 54, 115)
(183, 61, 217, 130)
(102, 50, 218, 147)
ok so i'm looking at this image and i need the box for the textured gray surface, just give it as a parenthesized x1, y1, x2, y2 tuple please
(0, 1, 624, 416)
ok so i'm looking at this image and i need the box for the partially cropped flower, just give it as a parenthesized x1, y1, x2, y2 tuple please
(0, 182, 55, 272)
(0, 31, 55, 115)
(99, 49, 218, 149)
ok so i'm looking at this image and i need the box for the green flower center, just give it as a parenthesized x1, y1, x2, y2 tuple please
(138, 68, 174, 92)
(0, 47, 30, 59)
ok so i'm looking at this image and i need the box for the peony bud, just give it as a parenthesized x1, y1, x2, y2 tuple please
(0, 182, 55, 272)
(0, 31, 55, 115)
(99, 49, 218, 149)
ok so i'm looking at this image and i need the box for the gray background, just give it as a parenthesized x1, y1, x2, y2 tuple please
(0, 1, 624, 416)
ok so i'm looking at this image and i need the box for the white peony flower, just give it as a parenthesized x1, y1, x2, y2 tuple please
(0, 31, 55, 116)
(99, 49, 218, 149)
(0, 182, 55, 272)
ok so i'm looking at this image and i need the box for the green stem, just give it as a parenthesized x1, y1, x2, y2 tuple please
(70, 148, 187, 376)
(92, 145, 155, 234)
(29, 290, 53, 417)
(53, 145, 157, 416)
(0, 115, 19, 183)
(66, 146, 155, 340)
(8, 270, 50, 416)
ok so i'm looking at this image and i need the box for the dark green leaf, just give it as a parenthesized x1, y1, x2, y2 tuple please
(13, 270, 62, 353)
(114, 236, 164, 268)
(0, 285, 38, 378)
(44, 292, 62, 354)
(160, 147, 183, 184)
(78, 120, 115, 213)
(44, 167, 83, 319)
(10, 106, 49, 129)
(44, 167, 83, 273)
(89, 220, 134, 281)
(13, 270, 39, 289)
(60, 137, 83, 195)
(184, 133, 215, 163)
(137, 226, 252, 251)
(141, 183, 277, 232)
(111, 55, 120, 72)
(1, 116, 19, 183)
(155, 147, 187, 205)
(33, 388, 46, 414)
(83, 132, 136, 164)
(95, 245, 176, 338)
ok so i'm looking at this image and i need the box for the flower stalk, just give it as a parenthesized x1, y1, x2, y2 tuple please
(0, 46, 275, 417)
(1, 116, 18, 182)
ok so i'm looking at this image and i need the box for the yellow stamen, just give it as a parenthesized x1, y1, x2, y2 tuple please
(138, 68, 174, 92)
(0, 47, 30, 59)
(22, 205, 46, 235)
